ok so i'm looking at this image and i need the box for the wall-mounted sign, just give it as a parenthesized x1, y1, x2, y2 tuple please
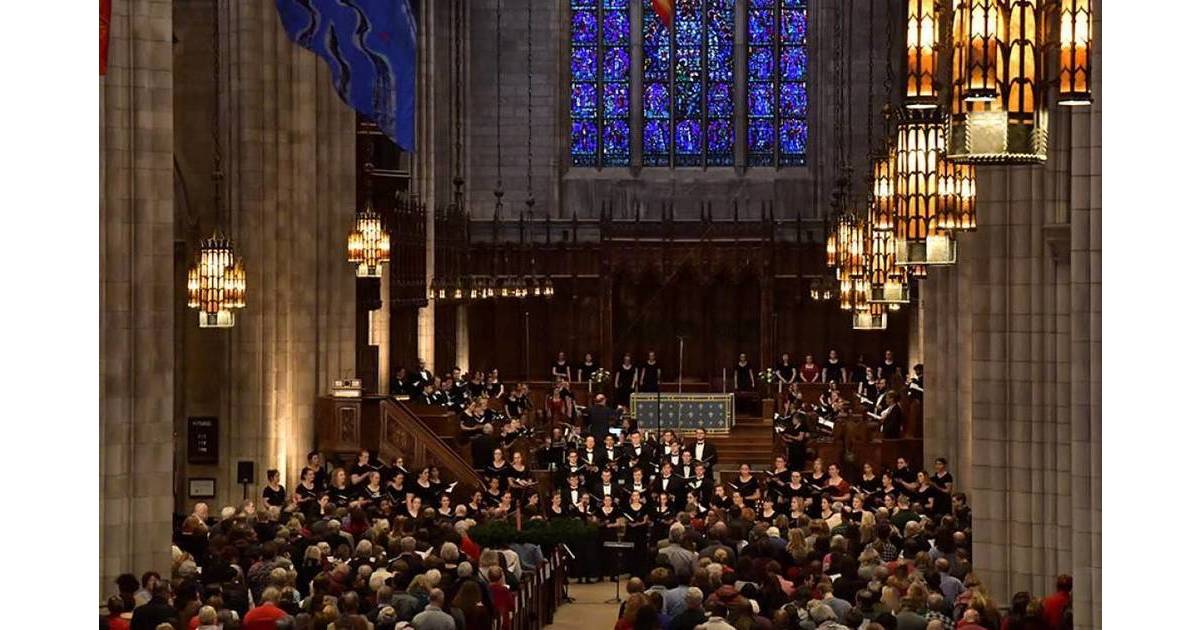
(187, 416, 219, 464)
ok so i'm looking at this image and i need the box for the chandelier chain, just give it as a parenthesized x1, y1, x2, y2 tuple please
(495, 0, 503, 203)
(526, 0, 533, 212)
(211, 0, 224, 229)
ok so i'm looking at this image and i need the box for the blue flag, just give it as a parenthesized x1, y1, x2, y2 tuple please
(276, 0, 417, 151)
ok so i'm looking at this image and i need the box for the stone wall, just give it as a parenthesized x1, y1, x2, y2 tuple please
(465, 0, 892, 226)
(919, 3, 1102, 627)
(214, 0, 358, 503)
(100, 0, 177, 598)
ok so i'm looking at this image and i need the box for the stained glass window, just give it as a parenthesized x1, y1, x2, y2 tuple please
(642, 0, 734, 167)
(749, 0, 808, 166)
(571, 0, 631, 166)
(569, 0, 806, 168)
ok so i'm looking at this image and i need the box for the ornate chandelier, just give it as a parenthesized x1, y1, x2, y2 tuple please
(936, 160, 978, 232)
(1057, 0, 1093, 106)
(871, 153, 897, 232)
(853, 303, 889, 331)
(347, 199, 391, 278)
(947, 0, 1044, 163)
(867, 228, 910, 305)
(894, 111, 957, 266)
(187, 0, 246, 329)
(187, 233, 246, 328)
(809, 276, 834, 302)
(905, 0, 940, 110)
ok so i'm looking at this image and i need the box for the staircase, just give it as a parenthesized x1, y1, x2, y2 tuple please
(377, 399, 483, 498)
(707, 414, 778, 473)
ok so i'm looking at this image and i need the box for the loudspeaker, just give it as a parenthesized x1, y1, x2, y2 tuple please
(237, 461, 255, 484)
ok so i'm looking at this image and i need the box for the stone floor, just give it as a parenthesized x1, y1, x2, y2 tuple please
(544, 578, 626, 630)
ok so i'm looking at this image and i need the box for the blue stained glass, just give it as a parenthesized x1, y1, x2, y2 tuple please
(603, 120, 630, 162)
(780, 119, 807, 154)
(748, 47, 774, 80)
(706, 12, 734, 46)
(748, 10, 774, 43)
(781, 9, 806, 43)
(675, 120, 702, 154)
(603, 10, 630, 45)
(750, 0, 776, 7)
(708, 0, 735, 9)
(707, 45, 734, 81)
(676, 17, 703, 46)
(748, 120, 774, 152)
(748, 84, 775, 117)
(604, 83, 630, 116)
(643, 11, 669, 45)
(644, 120, 671, 154)
(603, 48, 630, 81)
(643, 45, 670, 80)
(780, 46, 807, 80)
(571, 0, 597, 7)
(643, 83, 670, 118)
(707, 120, 734, 154)
(571, 83, 598, 117)
(780, 82, 807, 117)
(782, 0, 806, 7)
(675, 48, 702, 82)
(675, 82, 701, 118)
(572, 120, 599, 156)
(571, 48, 598, 81)
(707, 83, 733, 117)
(602, 0, 629, 8)
(572, 11, 598, 44)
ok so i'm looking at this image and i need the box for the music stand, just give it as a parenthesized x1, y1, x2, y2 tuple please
(601, 540, 635, 603)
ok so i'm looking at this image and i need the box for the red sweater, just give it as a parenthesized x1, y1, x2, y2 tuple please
(243, 603, 288, 630)
(1042, 591, 1071, 629)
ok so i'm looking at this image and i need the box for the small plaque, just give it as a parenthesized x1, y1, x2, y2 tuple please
(188, 477, 216, 498)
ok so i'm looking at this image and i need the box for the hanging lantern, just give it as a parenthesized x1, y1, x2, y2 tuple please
(1057, 0, 1092, 106)
(909, 264, 929, 279)
(542, 275, 555, 297)
(955, 0, 1001, 102)
(936, 160, 977, 231)
(347, 201, 391, 278)
(809, 277, 834, 302)
(187, 233, 246, 328)
(868, 229, 911, 304)
(894, 112, 957, 266)
(452, 278, 465, 301)
(825, 226, 839, 268)
(836, 214, 868, 278)
(905, 0, 940, 109)
(853, 303, 889, 330)
(948, 0, 1048, 163)
(872, 153, 898, 232)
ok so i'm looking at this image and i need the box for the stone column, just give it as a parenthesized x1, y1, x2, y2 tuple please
(919, 4, 1102, 627)
(217, 0, 357, 496)
(100, 0, 176, 598)
(415, 0, 438, 370)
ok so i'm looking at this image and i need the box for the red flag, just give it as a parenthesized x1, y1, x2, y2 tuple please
(651, 0, 673, 27)
(100, 0, 112, 75)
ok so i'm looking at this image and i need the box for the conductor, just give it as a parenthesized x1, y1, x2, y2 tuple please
(586, 394, 620, 439)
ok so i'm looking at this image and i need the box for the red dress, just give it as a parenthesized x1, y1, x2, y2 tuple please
(800, 364, 821, 383)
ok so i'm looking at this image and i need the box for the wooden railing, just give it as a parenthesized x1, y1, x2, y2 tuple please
(377, 398, 484, 500)
(492, 547, 569, 630)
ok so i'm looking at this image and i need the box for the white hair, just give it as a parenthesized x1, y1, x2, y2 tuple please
(220, 506, 236, 520)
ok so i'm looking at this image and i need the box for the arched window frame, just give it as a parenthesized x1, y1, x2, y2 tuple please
(569, 0, 807, 169)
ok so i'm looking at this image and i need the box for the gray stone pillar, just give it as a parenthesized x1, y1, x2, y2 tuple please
(99, 0, 176, 599)
(218, 0, 357, 495)
(920, 3, 1102, 626)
